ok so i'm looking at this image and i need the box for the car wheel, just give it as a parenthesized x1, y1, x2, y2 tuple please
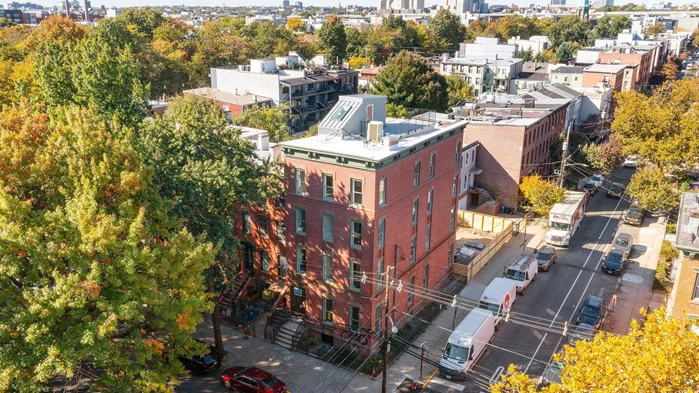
(223, 380, 232, 390)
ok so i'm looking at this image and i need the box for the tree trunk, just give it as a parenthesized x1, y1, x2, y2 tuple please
(208, 278, 226, 361)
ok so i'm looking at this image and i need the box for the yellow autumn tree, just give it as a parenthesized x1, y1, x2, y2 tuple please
(519, 175, 565, 217)
(490, 307, 699, 393)
(286, 17, 305, 32)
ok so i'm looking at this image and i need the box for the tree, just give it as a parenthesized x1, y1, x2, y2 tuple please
(428, 9, 464, 50)
(626, 167, 679, 212)
(582, 136, 623, 175)
(119, 7, 166, 39)
(316, 15, 347, 65)
(646, 23, 665, 37)
(661, 61, 679, 81)
(0, 101, 216, 393)
(519, 175, 566, 217)
(348, 56, 371, 69)
(556, 42, 575, 64)
(233, 103, 291, 142)
(548, 16, 592, 50)
(370, 50, 448, 111)
(21, 15, 88, 51)
(536, 49, 558, 63)
(446, 75, 475, 107)
(515, 48, 534, 62)
(491, 307, 699, 393)
(611, 79, 699, 172)
(286, 17, 305, 32)
(594, 15, 631, 39)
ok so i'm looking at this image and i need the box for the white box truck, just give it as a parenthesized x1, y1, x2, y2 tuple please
(503, 254, 538, 295)
(546, 191, 587, 247)
(478, 277, 517, 330)
(440, 308, 495, 380)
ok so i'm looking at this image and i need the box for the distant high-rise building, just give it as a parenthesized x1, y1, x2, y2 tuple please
(578, 0, 590, 19)
(295, 0, 303, 8)
(282, 0, 290, 7)
(590, 0, 612, 7)
(550, 0, 566, 5)
(378, 0, 424, 11)
(443, 0, 488, 14)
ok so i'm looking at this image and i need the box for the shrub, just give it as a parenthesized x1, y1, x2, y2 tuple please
(655, 240, 678, 292)
(666, 223, 677, 234)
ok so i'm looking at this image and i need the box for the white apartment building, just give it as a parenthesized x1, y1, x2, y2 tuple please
(507, 35, 551, 55)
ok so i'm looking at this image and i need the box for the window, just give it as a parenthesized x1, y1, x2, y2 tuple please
(378, 218, 385, 249)
(322, 214, 334, 242)
(453, 174, 458, 197)
(350, 260, 361, 291)
(377, 259, 384, 290)
(448, 243, 454, 267)
(476, 77, 480, 85)
(412, 199, 419, 225)
(323, 298, 334, 325)
(379, 177, 387, 205)
(425, 224, 431, 252)
(350, 220, 362, 248)
(413, 160, 421, 187)
(471, 152, 474, 163)
(450, 206, 456, 232)
(321, 174, 334, 200)
(296, 246, 306, 274)
(257, 216, 268, 237)
(427, 189, 433, 215)
(408, 276, 415, 305)
(464, 152, 469, 163)
(375, 304, 383, 331)
(351, 179, 363, 205)
(410, 235, 416, 264)
(693, 273, 699, 299)
(295, 208, 306, 235)
(294, 168, 306, 194)
(242, 212, 251, 234)
(277, 221, 286, 241)
(467, 76, 472, 84)
(322, 254, 333, 283)
(349, 305, 360, 332)
(367, 104, 374, 121)
(429, 152, 436, 178)
(423, 264, 429, 289)
(455, 141, 461, 163)
(260, 250, 270, 272)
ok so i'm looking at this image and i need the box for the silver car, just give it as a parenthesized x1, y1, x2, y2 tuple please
(611, 232, 633, 259)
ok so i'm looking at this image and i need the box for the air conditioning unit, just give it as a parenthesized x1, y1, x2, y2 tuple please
(367, 121, 384, 143)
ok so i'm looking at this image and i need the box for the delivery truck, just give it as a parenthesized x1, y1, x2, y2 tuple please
(440, 308, 495, 380)
(478, 277, 517, 329)
(546, 191, 587, 247)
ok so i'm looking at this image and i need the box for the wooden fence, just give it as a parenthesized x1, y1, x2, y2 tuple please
(451, 216, 515, 282)
(457, 211, 513, 234)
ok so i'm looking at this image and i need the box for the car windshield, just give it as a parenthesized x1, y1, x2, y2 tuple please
(591, 175, 601, 182)
(444, 343, 470, 362)
(606, 252, 623, 262)
(505, 269, 526, 281)
(262, 374, 281, 388)
(582, 306, 600, 318)
(478, 301, 501, 316)
(628, 208, 642, 216)
(536, 251, 552, 260)
(550, 222, 570, 231)
(609, 184, 621, 191)
(615, 237, 629, 246)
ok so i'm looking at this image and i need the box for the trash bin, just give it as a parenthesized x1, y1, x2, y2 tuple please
(247, 310, 255, 322)
(253, 307, 260, 318)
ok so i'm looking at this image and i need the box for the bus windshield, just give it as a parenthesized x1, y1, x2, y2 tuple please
(550, 222, 570, 231)
(444, 343, 470, 362)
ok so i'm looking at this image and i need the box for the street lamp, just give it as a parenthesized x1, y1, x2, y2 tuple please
(386, 314, 398, 334)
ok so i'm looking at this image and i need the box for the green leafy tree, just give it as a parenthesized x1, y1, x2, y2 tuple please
(646, 23, 665, 37)
(446, 75, 475, 107)
(428, 9, 464, 50)
(345, 27, 367, 58)
(233, 103, 291, 142)
(316, 15, 347, 65)
(556, 42, 575, 63)
(191, 17, 252, 82)
(491, 308, 699, 393)
(0, 101, 216, 393)
(515, 48, 534, 62)
(519, 175, 566, 217)
(626, 167, 679, 212)
(594, 15, 631, 39)
(0, 19, 15, 28)
(548, 16, 592, 50)
(582, 136, 623, 175)
(119, 7, 166, 39)
(370, 50, 448, 111)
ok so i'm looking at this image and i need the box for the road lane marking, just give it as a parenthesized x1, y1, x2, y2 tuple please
(523, 332, 547, 373)
(598, 197, 625, 240)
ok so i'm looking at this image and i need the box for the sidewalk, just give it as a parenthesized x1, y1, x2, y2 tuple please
(344, 218, 549, 393)
(607, 216, 667, 335)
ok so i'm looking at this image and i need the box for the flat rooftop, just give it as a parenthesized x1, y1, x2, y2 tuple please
(552, 66, 586, 74)
(184, 88, 272, 106)
(584, 63, 628, 73)
(280, 117, 467, 162)
(676, 192, 699, 252)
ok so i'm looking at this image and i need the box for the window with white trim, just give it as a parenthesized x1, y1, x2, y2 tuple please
(349, 305, 360, 332)
(296, 246, 306, 274)
(351, 179, 363, 205)
(260, 250, 270, 272)
(322, 254, 333, 283)
(412, 198, 419, 226)
(294, 168, 306, 194)
(296, 208, 306, 235)
(414, 160, 421, 187)
(351, 220, 362, 248)
(455, 141, 462, 163)
(379, 177, 387, 206)
(377, 259, 384, 290)
(323, 298, 334, 325)
(423, 264, 429, 289)
(242, 212, 251, 234)
(450, 206, 456, 232)
(429, 152, 436, 178)
(350, 260, 361, 291)
(448, 242, 454, 267)
(322, 214, 334, 242)
(425, 224, 431, 252)
(410, 234, 416, 264)
(322, 174, 334, 200)
(427, 189, 433, 215)
(378, 217, 385, 249)
(375, 304, 382, 331)
(408, 276, 415, 305)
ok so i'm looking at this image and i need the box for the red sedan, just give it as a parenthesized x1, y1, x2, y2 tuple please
(221, 366, 288, 393)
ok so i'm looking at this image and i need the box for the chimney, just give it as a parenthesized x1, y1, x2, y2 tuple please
(234, 88, 238, 95)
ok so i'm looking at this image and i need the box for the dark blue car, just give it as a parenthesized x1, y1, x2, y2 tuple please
(601, 250, 625, 275)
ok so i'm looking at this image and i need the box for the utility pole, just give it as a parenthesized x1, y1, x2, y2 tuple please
(381, 266, 392, 393)
(558, 123, 573, 188)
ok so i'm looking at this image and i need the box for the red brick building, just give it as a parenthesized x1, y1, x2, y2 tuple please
(669, 192, 699, 323)
(598, 48, 654, 90)
(184, 87, 273, 121)
(279, 95, 467, 349)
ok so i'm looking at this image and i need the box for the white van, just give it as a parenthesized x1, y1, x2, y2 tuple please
(478, 277, 517, 330)
(440, 308, 495, 380)
(503, 254, 538, 295)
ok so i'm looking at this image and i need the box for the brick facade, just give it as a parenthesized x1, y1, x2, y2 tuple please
(671, 256, 699, 319)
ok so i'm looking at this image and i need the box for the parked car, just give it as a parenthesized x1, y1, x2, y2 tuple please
(623, 204, 645, 226)
(535, 246, 557, 271)
(589, 174, 604, 187)
(576, 295, 606, 329)
(611, 232, 634, 259)
(568, 323, 595, 347)
(606, 183, 624, 199)
(178, 339, 221, 375)
(601, 250, 625, 275)
(581, 182, 598, 196)
(623, 155, 640, 168)
(221, 366, 288, 393)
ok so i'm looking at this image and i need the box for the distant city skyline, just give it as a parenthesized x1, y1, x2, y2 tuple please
(19, 0, 691, 10)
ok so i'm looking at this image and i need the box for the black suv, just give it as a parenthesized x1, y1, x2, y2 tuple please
(179, 339, 221, 375)
(576, 295, 606, 329)
(601, 250, 625, 275)
(606, 183, 624, 199)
